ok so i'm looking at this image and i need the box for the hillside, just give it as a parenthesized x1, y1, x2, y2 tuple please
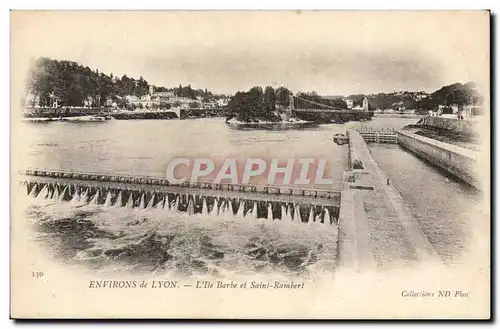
(341, 82, 483, 112)
(24, 57, 218, 108)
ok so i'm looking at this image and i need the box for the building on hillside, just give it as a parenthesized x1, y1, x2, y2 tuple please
(105, 97, 114, 107)
(392, 101, 406, 112)
(201, 101, 217, 109)
(352, 104, 363, 111)
(415, 92, 428, 100)
(125, 95, 140, 103)
(170, 96, 193, 105)
(151, 91, 175, 104)
(216, 98, 230, 107)
(438, 104, 459, 114)
(344, 99, 354, 109)
(83, 96, 95, 107)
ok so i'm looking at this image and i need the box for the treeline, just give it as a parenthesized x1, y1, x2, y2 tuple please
(25, 57, 149, 107)
(346, 82, 483, 111)
(228, 86, 292, 122)
(423, 82, 483, 109)
(155, 85, 215, 101)
(24, 57, 219, 107)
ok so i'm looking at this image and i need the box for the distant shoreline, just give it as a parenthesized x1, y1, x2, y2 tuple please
(225, 117, 314, 127)
(373, 114, 426, 119)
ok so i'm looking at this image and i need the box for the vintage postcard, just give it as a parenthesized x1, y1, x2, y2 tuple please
(10, 11, 490, 319)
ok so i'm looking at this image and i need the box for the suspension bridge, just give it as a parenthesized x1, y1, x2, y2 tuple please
(289, 94, 373, 123)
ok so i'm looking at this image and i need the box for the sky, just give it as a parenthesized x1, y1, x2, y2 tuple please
(11, 11, 489, 96)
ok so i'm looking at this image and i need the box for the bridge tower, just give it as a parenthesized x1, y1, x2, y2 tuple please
(362, 97, 369, 111)
(283, 92, 294, 120)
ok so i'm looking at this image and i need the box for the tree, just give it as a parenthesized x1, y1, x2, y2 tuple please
(247, 86, 264, 116)
(117, 97, 128, 109)
(275, 87, 291, 108)
(329, 98, 348, 109)
(228, 91, 250, 121)
(262, 86, 276, 113)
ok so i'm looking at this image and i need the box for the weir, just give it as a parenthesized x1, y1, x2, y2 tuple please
(20, 170, 340, 224)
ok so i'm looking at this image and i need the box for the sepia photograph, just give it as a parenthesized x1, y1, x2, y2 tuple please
(9, 10, 490, 319)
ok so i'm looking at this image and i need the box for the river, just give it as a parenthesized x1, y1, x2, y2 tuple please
(21, 118, 348, 189)
(18, 116, 481, 275)
(19, 118, 347, 279)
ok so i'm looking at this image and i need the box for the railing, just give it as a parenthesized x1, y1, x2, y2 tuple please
(19, 169, 340, 199)
(355, 128, 398, 144)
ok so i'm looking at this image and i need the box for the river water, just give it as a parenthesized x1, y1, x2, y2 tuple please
(22, 119, 348, 189)
(18, 116, 482, 275)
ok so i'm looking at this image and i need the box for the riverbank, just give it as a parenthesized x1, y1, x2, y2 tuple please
(401, 116, 482, 151)
(408, 116, 481, 137)
(109, 111, 178, 120)
(22, 115, 111, 123)
(374, 114, 425, 119)
(225, 117, 314, 128)
(411, 128, 480, 151)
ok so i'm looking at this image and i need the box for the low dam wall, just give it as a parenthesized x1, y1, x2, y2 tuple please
(110, 110, 182, 120)
(396, 130, 480, 189)
(415, 116, 479, 136)
(20, 169, 341, 224)
(337, 131, 443, 271)
(23, 108, 108, 118)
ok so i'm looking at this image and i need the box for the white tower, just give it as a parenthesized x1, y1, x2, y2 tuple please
(362, 97, 369, 111)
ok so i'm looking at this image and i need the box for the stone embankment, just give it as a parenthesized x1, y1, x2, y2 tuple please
(396, 130, 480, 189)
(413, 116, 479, 137)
